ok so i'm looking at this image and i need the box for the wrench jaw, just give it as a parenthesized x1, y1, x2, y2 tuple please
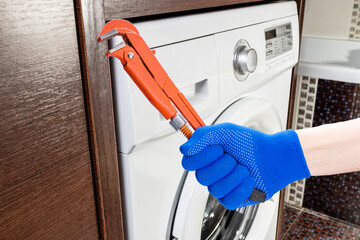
(108, 41, 126, 54)
(97, 19, 140, 43)
(97, 28, 121, 43)
(106, 45, 135, 66)
(97, 26, 140, 64)
(97, 28, 133, 64)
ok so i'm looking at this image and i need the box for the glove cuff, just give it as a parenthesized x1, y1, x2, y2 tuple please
(256, 129, 311, 196)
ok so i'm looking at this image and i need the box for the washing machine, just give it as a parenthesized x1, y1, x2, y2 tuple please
(110, 2, 299, 239)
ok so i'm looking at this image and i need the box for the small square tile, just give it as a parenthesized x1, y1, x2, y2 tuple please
(307, 96, 314, 102)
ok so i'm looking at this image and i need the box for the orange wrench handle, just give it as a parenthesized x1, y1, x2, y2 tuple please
(125, 32, 205, 129)
(99, 20, 205, 129)
(109, 47, 178, 120)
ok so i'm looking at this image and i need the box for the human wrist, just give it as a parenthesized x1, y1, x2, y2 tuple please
(296, 119, 360, 176)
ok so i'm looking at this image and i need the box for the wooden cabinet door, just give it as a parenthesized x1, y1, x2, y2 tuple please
(104, 0, 265, 19)
(0, 1, 99, 238)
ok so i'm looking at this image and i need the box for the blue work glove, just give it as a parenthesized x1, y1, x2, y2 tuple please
(180, 123, 310, 210)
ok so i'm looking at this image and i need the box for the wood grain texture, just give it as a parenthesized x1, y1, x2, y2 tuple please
(0, 1, 99, 239)
(75, 0, 124, 239)
(276, 0, 306, 239)
(105, 0, 264, 19)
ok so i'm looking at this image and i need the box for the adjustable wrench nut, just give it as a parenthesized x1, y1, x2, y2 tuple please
(169, 114, 187, 131)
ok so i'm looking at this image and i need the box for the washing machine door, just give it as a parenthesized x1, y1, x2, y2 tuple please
(172, 97, 283, 240)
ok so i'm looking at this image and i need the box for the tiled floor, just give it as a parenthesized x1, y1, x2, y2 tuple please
(281, 204, 360, 239)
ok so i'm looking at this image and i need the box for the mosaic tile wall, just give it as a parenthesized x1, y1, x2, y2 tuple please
(349, 0, 360, 40)
(303, 79, 360, 226)
(285, 76, 319, 207)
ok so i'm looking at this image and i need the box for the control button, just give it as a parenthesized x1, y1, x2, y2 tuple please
(266, 50, 273, 56)
(266, 42, 272, 48)
(287, 36, 292, 41)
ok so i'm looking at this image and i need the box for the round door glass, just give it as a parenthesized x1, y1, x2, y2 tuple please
(201, 195, 259, 240)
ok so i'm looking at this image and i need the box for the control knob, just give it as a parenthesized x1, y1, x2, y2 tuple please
(233, 40, 258, 81)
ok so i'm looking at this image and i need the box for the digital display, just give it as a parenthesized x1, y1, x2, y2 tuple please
(265, 23, 293, 61)
(265, 29, 276, 40)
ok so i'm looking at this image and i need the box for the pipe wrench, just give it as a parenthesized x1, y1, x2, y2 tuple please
(97, 20, 266, 203)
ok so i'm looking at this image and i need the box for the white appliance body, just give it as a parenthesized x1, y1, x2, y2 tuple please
(110, 2, 299, 239)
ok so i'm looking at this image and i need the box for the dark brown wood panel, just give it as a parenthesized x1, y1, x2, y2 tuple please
(0, 1, 99, 239)
(105, 0, 264, 19)
(75, 0, 125, 239)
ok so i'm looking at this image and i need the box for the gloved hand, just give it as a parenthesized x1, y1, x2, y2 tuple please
(180, 123, 310, 210)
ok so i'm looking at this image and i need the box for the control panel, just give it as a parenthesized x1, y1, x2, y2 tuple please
(265, 23, 293, 60)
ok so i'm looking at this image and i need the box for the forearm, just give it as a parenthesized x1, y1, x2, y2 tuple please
(296, 118, 360, 176)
